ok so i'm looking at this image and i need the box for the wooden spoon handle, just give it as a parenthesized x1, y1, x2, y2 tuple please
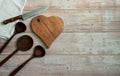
(9, 57, 33, 76)
(0, 34, 15, 54)
(0, 49, 18, 67)
(3, 15, 22, 24)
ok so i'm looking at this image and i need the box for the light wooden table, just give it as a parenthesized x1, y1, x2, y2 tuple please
(0, 0, 120, 76)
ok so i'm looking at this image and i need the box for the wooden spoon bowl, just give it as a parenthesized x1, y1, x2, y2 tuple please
(17, 35, 33, 51)
(15, 22, 26, 34)
(33, 45, 45, 57)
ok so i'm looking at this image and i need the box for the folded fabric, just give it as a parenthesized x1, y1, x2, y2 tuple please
(0, 0, 27, 40)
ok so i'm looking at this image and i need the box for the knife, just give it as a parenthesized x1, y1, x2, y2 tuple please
(3, 6, 49, 24)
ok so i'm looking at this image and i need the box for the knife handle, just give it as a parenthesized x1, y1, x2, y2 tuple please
(3, 15, 22, 24)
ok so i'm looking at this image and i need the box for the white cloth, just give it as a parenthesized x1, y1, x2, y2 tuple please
(0, 0, 26, 40)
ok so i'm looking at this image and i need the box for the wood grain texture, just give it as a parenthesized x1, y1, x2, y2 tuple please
(0, 0, 120, 76)
(31, 15, 64, 48)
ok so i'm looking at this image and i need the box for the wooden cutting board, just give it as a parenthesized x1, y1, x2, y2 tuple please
(31, 15, 64, 48)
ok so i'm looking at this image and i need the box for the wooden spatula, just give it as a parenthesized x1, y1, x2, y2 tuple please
(31, 15, 64, 48)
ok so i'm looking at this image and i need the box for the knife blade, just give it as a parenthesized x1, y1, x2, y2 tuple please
(3, 6, 49, 24)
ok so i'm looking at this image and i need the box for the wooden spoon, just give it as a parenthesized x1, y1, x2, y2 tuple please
(0, 22, 26, 54)
(0, 35, 33, 67)
(9, 45, 45, 76)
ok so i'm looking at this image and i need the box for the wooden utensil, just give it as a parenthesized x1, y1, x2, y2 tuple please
(9, 45, 45, 76)
(31, 15, 64, 48)
(0, 22, 26, 54)
(0, 35, 33, 67)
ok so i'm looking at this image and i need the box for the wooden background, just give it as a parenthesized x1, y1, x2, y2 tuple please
(0, 0, 120, 76)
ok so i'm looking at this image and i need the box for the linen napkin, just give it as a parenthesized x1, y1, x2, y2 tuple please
(0, 0, 27, 40)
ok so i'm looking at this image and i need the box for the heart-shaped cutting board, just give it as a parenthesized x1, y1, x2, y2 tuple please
(31, 15, 64, 48)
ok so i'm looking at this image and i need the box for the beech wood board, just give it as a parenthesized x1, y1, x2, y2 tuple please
(31, 15, 64, 48)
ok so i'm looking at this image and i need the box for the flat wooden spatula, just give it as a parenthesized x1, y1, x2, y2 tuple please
(31, 15, 64, 48)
